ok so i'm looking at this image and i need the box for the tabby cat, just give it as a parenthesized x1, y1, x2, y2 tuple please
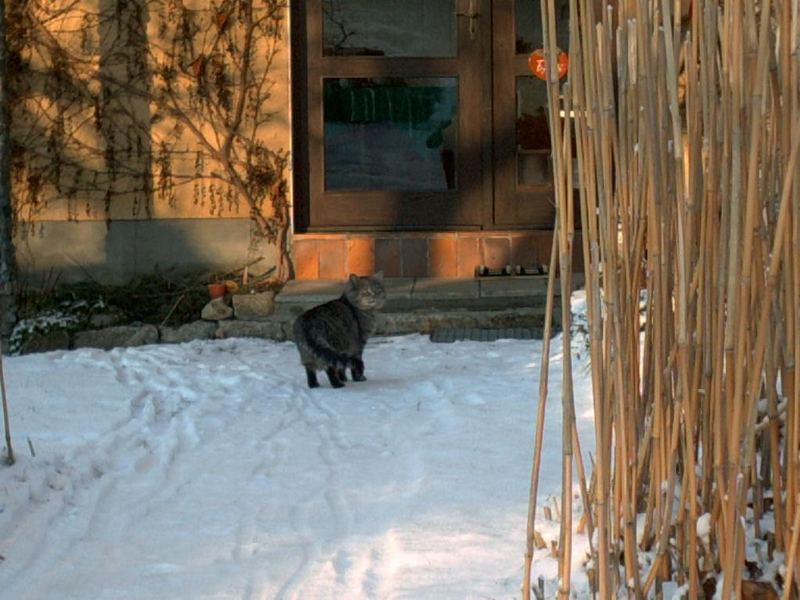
(292, 272, 386, 388)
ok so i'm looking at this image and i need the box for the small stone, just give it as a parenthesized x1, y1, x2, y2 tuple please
(20, 330, 71, 354)
(89, 313, 118, 328)
(75, 328, 129, 350)
(126, 325, 159, 347)
(201, 298, 233, 321)
(216, 319, 288, 341)
(374, 313, 433, 335)
(160, 321, 218, 344)
(74, 325, 158, 350)
(232, 291, 276, 321)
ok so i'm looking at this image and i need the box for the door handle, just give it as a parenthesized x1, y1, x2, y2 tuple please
(455, 0, 480, 40)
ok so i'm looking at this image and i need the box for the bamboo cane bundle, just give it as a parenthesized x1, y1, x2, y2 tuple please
(526, 0, 800, 596)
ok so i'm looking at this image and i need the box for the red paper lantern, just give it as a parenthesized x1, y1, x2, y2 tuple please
(528, 48, 569, 81)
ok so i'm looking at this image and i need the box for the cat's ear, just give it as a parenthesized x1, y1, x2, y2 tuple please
(374, 270, 384, 280)
(349, 273, 360, 285)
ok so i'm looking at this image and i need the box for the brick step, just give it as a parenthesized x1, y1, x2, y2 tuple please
(292, 231, 582, 280)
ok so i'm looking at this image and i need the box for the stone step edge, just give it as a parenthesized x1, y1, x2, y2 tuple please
(19, 307, 561, 354)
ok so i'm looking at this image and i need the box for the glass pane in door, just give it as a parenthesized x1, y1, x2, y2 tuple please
(323, 0, 456, 57)
(515, 0, 570, 54)
(516, 76, 552, 186)
(324, 77, 459, 191)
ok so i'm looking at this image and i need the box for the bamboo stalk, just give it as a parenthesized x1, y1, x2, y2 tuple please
(530, 0, 796, 594)
(783, 493, 800, 600)
(786, 0, 800, 562)
(0, 350, 13, 465)
(522, 219, 560, 600)
(569, 2, 611, 592)
(541, 1, 576, 596)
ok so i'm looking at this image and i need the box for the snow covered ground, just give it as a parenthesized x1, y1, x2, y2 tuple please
(0, 302, 597, 599)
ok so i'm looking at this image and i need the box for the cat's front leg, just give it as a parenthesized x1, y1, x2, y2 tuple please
(325, 366, 346, 388)
(305, 367, 320, 388)
(351, 357, 367, 382)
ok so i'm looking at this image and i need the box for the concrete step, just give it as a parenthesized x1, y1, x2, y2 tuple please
(274, 276, 554, 318)
(270, 276, 570, 339)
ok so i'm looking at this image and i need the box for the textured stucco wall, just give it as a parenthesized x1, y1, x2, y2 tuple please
(14, 218, 287, 285)
(12, 1, 293, 286)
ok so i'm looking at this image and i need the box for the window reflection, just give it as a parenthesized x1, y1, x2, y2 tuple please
(516, 0, 570, 55)
(516, 77, 552, 186)
(323, 0, 456, 57)
(516, 77, 550, 150)
(324, 78, 458, 191)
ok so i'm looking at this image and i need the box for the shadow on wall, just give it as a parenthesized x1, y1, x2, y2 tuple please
(14, 218, 273, 286)
(97, 0, 154, 222)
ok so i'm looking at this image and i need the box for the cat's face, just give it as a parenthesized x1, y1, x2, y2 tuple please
(347, 273, 386, 310)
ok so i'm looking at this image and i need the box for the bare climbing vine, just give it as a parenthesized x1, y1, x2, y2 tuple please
(8, 0, 293, 282)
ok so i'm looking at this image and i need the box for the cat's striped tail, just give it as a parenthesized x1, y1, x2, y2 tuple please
(307, 335, 352, 369)
(293, 318, 353, 369)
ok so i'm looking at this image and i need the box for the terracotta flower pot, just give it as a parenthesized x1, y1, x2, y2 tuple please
(207, 283, 227, 300)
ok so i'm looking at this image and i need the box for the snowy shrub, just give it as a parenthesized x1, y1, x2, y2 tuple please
(10, 298, 106, 354)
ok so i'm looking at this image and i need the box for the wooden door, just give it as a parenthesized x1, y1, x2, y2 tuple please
(492, 0, 570, 227)
(293, 1, 570, 231)
(298, 0, 490, 230)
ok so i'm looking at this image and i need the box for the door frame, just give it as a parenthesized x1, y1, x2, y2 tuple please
(491, 0, 557, 228)
(291, 0, 556, 232)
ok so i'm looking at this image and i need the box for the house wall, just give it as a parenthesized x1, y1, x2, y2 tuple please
(15, 219, 257, 285)
(11, 0, 294, 285)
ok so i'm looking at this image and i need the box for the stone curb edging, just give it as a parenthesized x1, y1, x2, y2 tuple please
(19, 307, 557, 355)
